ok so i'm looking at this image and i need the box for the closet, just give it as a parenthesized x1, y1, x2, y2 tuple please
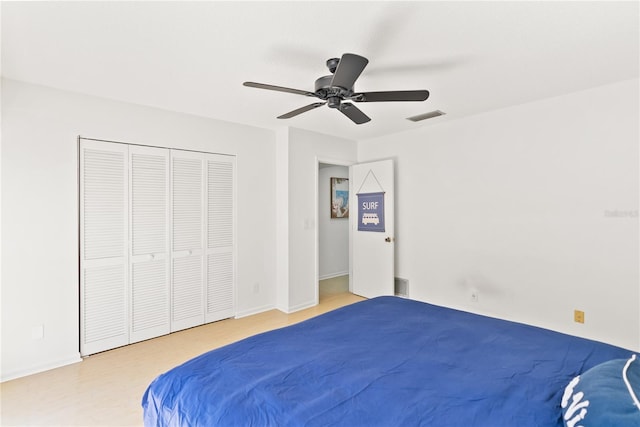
(79, 138, 235, 356)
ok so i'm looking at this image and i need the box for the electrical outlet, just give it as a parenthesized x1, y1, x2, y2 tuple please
(574, 310, 585, 324)
(253, 282, 260, 294)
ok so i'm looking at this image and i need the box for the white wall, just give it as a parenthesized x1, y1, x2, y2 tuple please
(3, 76, 636, 381)
(318, 165, 349, 279)
(358, 79, 639, 350)
(1, 79, 278, 380)
(279, 128, 356, 312)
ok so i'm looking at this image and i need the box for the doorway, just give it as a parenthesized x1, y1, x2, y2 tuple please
(318, 162, 351, 301)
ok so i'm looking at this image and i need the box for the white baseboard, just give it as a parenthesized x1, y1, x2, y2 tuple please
(319, 271, 349, 281)
(234, 303, 275, 319)
(285, 299, 317, 314)
(1, 354, 83, 383)
(235, 298, 318, 318)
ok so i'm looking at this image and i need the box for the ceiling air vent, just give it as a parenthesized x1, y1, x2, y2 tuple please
(407, 110, 446, 122)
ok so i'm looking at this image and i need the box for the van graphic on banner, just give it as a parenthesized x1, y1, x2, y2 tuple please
(357, 192, 385, 232)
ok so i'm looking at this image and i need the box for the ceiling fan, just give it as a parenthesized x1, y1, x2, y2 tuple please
(243, 53, 430, 125)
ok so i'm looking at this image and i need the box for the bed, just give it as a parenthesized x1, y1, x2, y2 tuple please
(142, 296, 639, 426)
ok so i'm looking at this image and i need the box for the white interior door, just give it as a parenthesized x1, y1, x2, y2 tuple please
(350, 159, 395, 298)
(170, 150, 205, 332)
(80, 139, 129, 356)
(129, 145, 170, 343)
(204, 154, 236, 323)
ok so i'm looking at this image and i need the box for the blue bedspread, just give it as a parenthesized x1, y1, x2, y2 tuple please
(142, 297, 632, 426)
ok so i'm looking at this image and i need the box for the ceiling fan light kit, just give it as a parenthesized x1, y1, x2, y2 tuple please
(243, 53, 430, 124)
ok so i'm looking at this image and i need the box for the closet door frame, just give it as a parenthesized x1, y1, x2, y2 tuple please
(80, 138, 236, 355)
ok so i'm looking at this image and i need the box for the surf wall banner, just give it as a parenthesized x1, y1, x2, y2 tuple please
(357, 192, 385, 232)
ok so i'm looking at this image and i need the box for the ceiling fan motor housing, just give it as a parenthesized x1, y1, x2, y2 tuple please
(314, 75, 353, 105)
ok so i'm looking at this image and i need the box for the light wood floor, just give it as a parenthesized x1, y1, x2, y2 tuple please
(1, 277, 362, 426)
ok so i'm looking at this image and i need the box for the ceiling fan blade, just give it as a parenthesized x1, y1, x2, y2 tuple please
(351, 90, 430, 102)
(339, 102, 371, 125)
(277, 102, 326, 119)
(243, 82, 317, 97)
(330, 53, 369, 90)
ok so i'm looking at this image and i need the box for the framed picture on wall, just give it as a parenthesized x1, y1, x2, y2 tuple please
(330, 177, 349, 218)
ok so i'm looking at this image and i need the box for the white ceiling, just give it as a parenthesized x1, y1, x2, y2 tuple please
(2, 1, 638, 141)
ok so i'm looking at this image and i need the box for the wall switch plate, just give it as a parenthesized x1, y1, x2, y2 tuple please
(574, 310, 585, 324)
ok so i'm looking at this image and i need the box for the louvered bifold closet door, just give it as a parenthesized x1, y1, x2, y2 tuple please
(205, 154, 235, 323)
(170, 150, 205, 332)
(129, 146, 170, 343)
(80, 139, 129, 356)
